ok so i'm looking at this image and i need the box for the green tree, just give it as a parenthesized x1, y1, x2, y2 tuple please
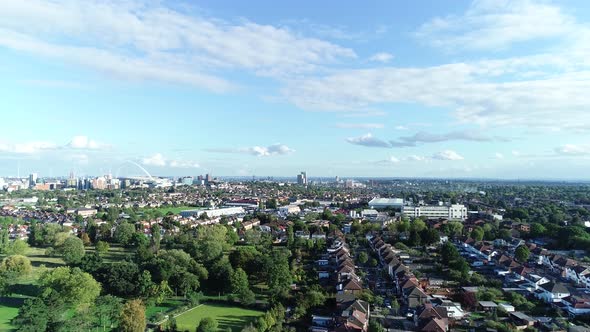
(39, 266, 101, 308)
(151, 223, 161, 252)
(96, 240, 110, 256)
(12, 298, 50, 332)
(58, 236, 86, 265)
(119, 299, 146, 332)
(357, 252, 369, 264)
(230, 268, 254, 305)
(8, 239, 29, 255)
(368, 319, 385, 332)
(0, 228, 9, 254)
(197, 317, 218, 332)
(114, 222, 136, 247)
(0, 255, 32, 279)
(267, 251, 292, 301)
(515, 245, 531, 262)
(471, 227, 485, 242)
(93, 295, 123, 331)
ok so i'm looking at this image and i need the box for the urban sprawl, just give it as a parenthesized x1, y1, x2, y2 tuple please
(0, 172, 589, 332)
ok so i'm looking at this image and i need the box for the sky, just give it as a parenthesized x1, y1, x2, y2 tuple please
(1, 0, 590, 179)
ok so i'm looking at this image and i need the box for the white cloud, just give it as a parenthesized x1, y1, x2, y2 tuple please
(284, 56, 590, 129)
(495, 152, 505, 159)
(394, 125, 409, 130)
(0, 0, 355, 91)
(407, 155, 427, 162)
(346, 133, 391, 148)
(169, 160, 200, 168)
(245, 144, 295, 156)
(335, 123, 384, 129)
(390, 130, 502, 147)
(67, 136, 109, 150)
(555, 144, 590, 155)
(512, 150, 521, 156)
(142, 153, 167, 167)
(432, 150, 464, 160)
(0, 141, 57, 154)
(416, 0, 575, 50)
(346, 130, 503, 149)
(141, 153, 200, 168)
(207, 144, 294, 157)
(369, 52, 394, 63)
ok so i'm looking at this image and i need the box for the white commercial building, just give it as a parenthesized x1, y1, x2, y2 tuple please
(368, 198, 404, 209)
(279, 205, 301, 215)
(180, 207, 245, 218)
(402, 204, 467, 220)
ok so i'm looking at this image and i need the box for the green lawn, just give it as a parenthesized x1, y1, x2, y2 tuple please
(144, 206, 201, 215)
(86, 244, 135, 263)
(146, 299, 184, 321)
(175, 303, 263, 332)
(0, 304, 19, 331)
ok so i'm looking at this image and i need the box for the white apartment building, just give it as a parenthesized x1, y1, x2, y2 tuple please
(402, 204, 468, 220)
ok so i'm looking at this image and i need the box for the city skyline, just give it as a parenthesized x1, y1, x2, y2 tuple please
(2, 0, 590, 179)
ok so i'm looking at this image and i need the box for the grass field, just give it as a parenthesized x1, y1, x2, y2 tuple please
(145, 299, 184, 321)
(0, 304, 19, 331)
(85, 243, 135, 263)
(0, 245, 66, 331)
(144, 206, 201, 215)
(175, 303, 263, 332)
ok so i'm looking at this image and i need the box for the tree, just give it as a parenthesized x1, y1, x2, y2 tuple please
(0, 255, 32, 279)
(267, 250, 292, 301)
(81, 233, 91, 246)
(12, 298, 50, 332)
(0, 228, 9, 254)
(96, 240, 110, 256)
(471, 227, 485, 242)
(114, 223, 136, 247)
(197, 317, 218, 332)
(58, 236, 86, 264)
(119, 299, 146, 332)
(368, 319, 385, 332)
(8, 239, 29, 255)
(411, 219, 426, 233)
(441, 242, 459, 262)
(39, 266, 101, 308)
(93, 295, 122, 331)
(95, 261, 140, 297)
(515, 245, 531, 262)
(530, 223, 547, 238)
(357, 252, 369, 264)
(151, 223, 161, 252)
(421, 228, 440, 245)
(230, 268, 254, 305)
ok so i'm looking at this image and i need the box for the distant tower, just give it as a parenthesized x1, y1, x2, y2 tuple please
(297, 171, 307, 185)
(29, 173, 38, 188)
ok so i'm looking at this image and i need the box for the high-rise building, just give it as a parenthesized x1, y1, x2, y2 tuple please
(297, 171, 307, 185)
(29, 173, 38, 188)
(205, 174, 213, 184)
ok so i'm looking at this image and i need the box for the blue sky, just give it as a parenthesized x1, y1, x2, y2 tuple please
(1, 0, 590, 179)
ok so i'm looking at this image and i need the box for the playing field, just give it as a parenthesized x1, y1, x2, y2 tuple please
(0, 304, 19, 331)
(175, 303, 263, 332)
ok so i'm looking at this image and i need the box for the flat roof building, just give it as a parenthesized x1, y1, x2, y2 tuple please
(368, 198, 404, 209)
(402, 204, 467, 220)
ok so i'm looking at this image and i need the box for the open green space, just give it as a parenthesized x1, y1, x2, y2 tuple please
(175, 303, 263, 332)
(143, 206, 200, 215)
(86, 243, 135, 263)
(0, 304, 19, 331)
(146, 299, 184, 321)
